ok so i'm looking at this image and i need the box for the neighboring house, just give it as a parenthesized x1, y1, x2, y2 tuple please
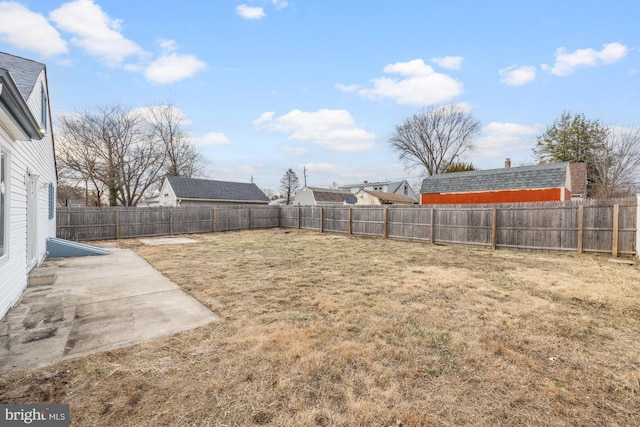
(569, 163, 587, 199)
(157, 176, 270, 206)
(420, 162, 572, 205)
(340, 180, 418, 201)
(142, 195, 160, 207)
(0, 52, 57, 319)
(294, 187, 351, 206)
(351, 189, 418, 205)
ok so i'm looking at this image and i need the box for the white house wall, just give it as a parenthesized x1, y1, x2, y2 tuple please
(353, 190, 381, 205)
(158, 179, 178, 207)
(0, 69, 56, 320)
(293, 188, 317, 205)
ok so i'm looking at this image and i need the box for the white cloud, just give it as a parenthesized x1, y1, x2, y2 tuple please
(236, 4, 265, 19)
(157, 38, 178, 52)
(214, 165, 258, 183)
(334, 83, 360, 93)
(144, 39, 206, 85)
(194, 132, 230, 147)
(49, 0, 146, 67)
(338, 58, 463, 105)
(272, 0, 288, 9)
(475, 122, 543, 159)
(0, 2, 67, 57)
(499, 65, 536, 86)
(252, 111, 275, 125)
(280, 146, 311, 155)
(254, 109, 377, 152)
(430, 56, 464, 70)
(541, 42, 628, 76)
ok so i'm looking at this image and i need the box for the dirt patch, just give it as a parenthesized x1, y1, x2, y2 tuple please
(1, 229, 639, 426)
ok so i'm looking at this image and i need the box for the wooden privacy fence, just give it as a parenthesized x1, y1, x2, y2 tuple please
(56, 205, 281, 241)
(280, 197, 639, 257)
(57, 196, 638, 257)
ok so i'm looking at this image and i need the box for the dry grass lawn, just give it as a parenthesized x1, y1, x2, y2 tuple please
(1, 229, 640, 426)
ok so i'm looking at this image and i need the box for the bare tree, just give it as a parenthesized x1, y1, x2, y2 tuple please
(146, 103, 207, 178)
(57, 105, 166, 206)
(390, 104, 480, 176)
(590, 127, 640, 199)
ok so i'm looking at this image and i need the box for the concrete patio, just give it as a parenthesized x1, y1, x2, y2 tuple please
(0, 242, 219, 372)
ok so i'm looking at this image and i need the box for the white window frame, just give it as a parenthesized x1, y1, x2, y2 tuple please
(41, 85, 47, 132)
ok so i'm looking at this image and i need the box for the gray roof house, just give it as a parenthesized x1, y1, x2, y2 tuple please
(340, 179, 418, 201)
(157, 176, 270, 206)
(294, 187, 352, 206)
(352, 190, 419, 205)
(420, 162, 572, 204)
(1, 52, 57, 319)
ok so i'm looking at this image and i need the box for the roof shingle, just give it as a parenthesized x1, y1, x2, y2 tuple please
(420, 162, 570, 194)
(166, 176, 269, 202)
(362, 190, 417, 204)
(307, 187, 351, 203)
(0, 52, 44, 101)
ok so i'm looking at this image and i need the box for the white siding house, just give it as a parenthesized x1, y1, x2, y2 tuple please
(351, 190, 418, 205)
(293, 187, 351, 206)
(157, 176, 270, 206)
(339, 180, 418, 201)
(0, 53, 57, 320)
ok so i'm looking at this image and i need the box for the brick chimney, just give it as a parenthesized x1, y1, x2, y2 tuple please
(363, 180, 368, 184)
(505, 158, 511, 168)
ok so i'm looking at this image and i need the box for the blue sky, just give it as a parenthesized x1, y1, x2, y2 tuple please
(1, 0, 638, 193)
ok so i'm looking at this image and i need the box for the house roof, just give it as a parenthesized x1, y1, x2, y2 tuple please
(166, 176, 269, 202)
(362, 190, 417, 204)
(307, 187, 351, 203)
(0, 52, 44, 139)
(569, 163, 587, 196)
(0, 52, 44, 101)
(340, 179, 408, 189)
(420, 162, 570, 194)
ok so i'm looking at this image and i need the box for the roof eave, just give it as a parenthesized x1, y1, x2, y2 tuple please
(0, 70, 43, 140)
(177, 197, 268, 204)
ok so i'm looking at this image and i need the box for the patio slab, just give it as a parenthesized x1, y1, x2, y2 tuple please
(0, 244, 219, 372)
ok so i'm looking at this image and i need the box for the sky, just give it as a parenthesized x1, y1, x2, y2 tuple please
(1, 0, 639, 194)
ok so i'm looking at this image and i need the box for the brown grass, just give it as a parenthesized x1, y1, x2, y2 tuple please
(2, 229, 640, 426)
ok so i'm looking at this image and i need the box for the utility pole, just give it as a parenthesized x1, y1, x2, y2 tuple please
(303, 166, 307, 187)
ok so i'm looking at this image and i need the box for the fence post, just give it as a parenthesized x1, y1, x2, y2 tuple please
(277, 206, 281, 228)
(115, 210, 120, 240)
(169, 209, 174, 235)
(491, 208, 497, 250)
(383, 207, 388, 238)
(212, 208, 216, 233)
(612, 203, 619, 258)
(430, 208, 435, 244)
(577, 205, 584, 253)
(349, 207, 353, 234)
(298, 206, 301, 229)
(320, 207, 324, 233)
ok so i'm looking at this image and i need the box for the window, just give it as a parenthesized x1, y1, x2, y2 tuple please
(41, 85, 47, 132)
(404, 185, 408, 195)
(0, 150, 6, 257)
